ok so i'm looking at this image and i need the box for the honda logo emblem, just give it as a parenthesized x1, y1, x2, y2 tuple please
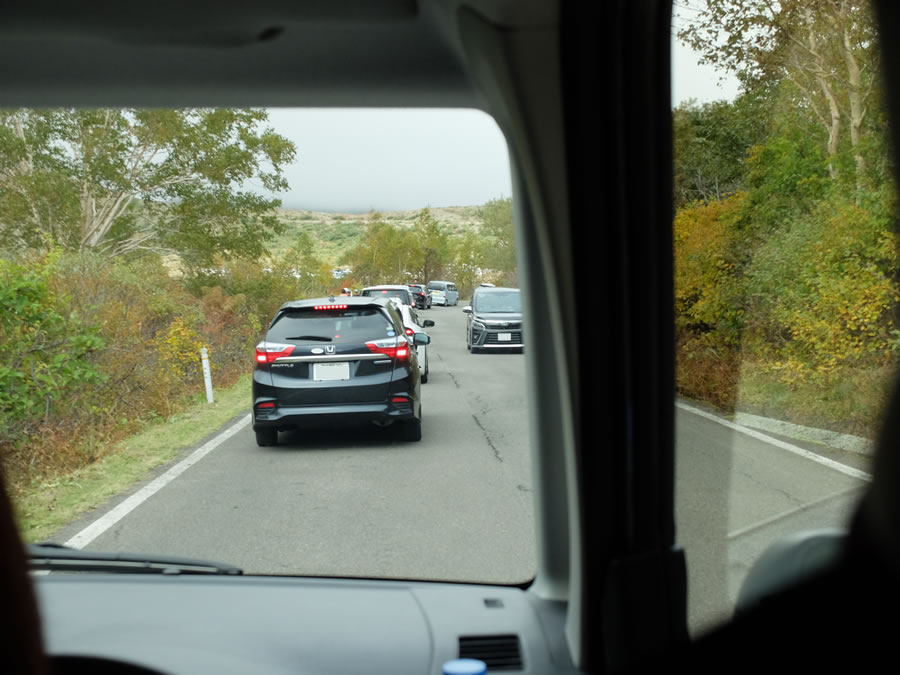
(325, 345, 336, 354)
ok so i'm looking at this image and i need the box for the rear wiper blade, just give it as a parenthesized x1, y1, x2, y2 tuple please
(285, 335, 333, 341)
(28, 543, 243, 575)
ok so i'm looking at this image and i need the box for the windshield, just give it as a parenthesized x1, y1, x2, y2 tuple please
(474, 291, 521, 313)
(1, 108, 530, 585)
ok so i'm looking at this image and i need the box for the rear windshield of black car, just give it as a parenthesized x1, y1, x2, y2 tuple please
(267, 307, 396, 345)
(474, 291, 521, 313)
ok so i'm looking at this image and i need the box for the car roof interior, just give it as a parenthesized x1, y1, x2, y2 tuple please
(3, 0, 900, 673)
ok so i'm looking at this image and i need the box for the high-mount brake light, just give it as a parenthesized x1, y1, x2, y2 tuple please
(365, 337, 409, 361)
(255, 342, 295, 364)
(314, 304, 348, 310)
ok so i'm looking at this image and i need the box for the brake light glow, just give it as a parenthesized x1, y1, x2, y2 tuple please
(365, 337, 409, 361)
(405, 328, 414, 336)
(255, 342, 295, 363)
(314, 304, 348, 310)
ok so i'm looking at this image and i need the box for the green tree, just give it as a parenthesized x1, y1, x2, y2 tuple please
(478, 197, 516, 284)
(341, 220, 417, 286)
(449, 230, 488, 298)
(677, 0, 882, 190)
(673, 93, 768, 207)
(408, 208, 451, 283)
(0, 109, 296, 264)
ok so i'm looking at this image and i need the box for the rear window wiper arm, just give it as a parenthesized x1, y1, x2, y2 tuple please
(28, 543, 243, 575)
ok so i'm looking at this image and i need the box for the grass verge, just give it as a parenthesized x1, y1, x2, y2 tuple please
(678, 357, 894, 439)
(15, 374, 252, 543)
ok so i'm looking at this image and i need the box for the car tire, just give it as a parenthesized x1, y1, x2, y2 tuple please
(421, 353, 429, 383)
(255, 429, 278, 447)
(398, 414, 422, 442)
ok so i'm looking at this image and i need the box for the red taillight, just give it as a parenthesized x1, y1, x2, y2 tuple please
(314, 304, 348, 310)
(256, 401, 275, 409)
(405, 328, 414, 336)
(255, 342, 295, 364)
(365, 337, 409, 361)
(392, 396, 409, 403)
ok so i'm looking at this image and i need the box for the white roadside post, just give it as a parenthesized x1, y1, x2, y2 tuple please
(200, 347, 214, 403)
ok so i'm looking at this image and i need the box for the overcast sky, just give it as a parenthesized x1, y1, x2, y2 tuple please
(259, 33, 740, 213)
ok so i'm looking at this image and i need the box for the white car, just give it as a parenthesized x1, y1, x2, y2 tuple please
(360, 285, 415, 307)
(396, 302, 434, 383)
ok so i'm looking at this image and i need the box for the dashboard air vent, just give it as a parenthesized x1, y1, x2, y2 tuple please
(458, 634, 523, 670)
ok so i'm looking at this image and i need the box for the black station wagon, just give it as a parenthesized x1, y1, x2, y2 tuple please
(252, 296, 428, 445)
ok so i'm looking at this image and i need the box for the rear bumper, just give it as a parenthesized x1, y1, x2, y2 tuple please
(252, 401, 416, 431)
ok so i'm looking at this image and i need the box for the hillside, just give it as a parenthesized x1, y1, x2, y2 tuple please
(270, 205, 482, 264)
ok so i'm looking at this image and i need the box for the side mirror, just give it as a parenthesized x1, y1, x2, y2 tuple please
(423, 320, 435, 327)
(413, 333, 431, 346)
(462, 306, 472, 314)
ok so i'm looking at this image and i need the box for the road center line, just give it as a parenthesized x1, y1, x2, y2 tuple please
(64, 414, 252, 549)
(676, 401, 872, 482)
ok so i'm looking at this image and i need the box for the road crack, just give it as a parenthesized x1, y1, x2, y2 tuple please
(472, 414, 503, 463)
(737, 469, 804, 507)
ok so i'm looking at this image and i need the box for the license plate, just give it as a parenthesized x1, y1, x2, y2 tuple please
(498, 332, 512, 342)
(313, 362, 350, 381)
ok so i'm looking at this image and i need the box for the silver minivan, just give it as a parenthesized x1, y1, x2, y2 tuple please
(427, 280, 459, 306)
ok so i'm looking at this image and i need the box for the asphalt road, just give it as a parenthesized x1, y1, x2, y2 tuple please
(57, 302, 535, 584)
(53, 302, 871, 633)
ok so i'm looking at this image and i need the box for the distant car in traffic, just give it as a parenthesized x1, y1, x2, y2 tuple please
(252, 296, 428, 445)
(427, 280, 459, 306)
(407, 284, 432, 309)
(360, 285, 415, 306)
(395, 303, 434, 383)
(463, 286, 523, 353)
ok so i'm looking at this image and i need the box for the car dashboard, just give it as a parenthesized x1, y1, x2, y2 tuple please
(35, 574, 579, 675)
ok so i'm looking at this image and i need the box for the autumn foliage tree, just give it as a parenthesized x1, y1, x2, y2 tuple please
(673, 1, 900, 429)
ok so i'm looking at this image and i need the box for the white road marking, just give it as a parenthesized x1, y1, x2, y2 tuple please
(64, 414, 252, 549)
(676, 401, 872, 482)
(727, 485, 865, 540)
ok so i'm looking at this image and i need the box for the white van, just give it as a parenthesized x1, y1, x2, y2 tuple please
(427, 280, 459, 306)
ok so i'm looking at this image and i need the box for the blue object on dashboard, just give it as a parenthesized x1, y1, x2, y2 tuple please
(442, 658, 487, 675)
